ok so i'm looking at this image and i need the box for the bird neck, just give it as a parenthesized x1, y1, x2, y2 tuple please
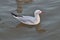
(34, 13, 40, 23)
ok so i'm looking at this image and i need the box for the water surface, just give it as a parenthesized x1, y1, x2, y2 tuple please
(0, 0, 60, 40)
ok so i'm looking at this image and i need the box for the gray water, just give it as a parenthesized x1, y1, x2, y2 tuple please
(0, 0, 60, 40)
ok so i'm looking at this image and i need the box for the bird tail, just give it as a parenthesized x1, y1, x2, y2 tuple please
(11, 12, 18, 17)
(11, 12, 22, 20)
(11, 12, 20, 20)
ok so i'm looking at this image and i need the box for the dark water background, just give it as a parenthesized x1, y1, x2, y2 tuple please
(0, 0, 60, 40)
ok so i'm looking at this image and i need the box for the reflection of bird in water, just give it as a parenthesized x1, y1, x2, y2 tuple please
(24, 0, 33, 3)
(11, 10, 46, 32)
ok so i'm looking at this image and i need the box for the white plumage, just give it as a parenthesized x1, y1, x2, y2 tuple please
(11, 10, 42, 25)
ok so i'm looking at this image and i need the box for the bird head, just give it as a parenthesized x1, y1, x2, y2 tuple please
(34, 10, 42, 14)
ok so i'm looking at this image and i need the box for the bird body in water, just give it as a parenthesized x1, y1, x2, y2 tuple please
(11, 10, 42, 25)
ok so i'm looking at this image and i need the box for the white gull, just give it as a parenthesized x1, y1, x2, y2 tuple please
(11, 10, 42, 25)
